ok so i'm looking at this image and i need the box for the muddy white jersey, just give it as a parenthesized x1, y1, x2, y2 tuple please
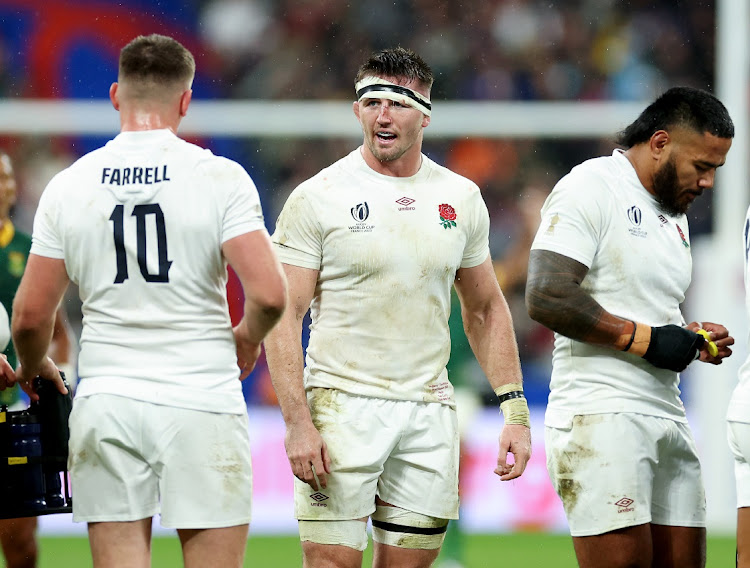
(728, 205, 750, 423)
(531, 150, 692, 427)
(31, 129, 266, 414)
(272, 148, 490, 406)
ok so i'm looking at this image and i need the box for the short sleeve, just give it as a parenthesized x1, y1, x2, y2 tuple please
(530, 169, 608, 268)
(461, 187, 491, 268)
(30, 173, 66, 259)
(220, 160, 266, 243)
(271, 184, 322, 270)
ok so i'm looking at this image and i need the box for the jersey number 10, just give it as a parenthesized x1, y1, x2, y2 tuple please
(109, 204, 173, 284)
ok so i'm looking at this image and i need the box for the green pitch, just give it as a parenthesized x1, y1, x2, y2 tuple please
(35, 532, 736, 567)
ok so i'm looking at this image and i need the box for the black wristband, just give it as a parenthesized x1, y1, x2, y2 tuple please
(498, 390, 525, 404)
(643, 324, 705, 372)
(622, 320, 637, 352)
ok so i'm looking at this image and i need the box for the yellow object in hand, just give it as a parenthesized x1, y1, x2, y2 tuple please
(696, 329, 719, 357)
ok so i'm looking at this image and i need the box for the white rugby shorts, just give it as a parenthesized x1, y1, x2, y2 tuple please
(295, 388, 459, 521)
(545, 413, 705, 536)
(69, 394, 253, 528)
(728, 421, 750, 508)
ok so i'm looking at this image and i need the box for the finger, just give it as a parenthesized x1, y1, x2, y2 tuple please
(321, 442, 332, 474)
(310, 464, 322, 491)
(54, 373, 69, 395)
(696, 329, 718, 357)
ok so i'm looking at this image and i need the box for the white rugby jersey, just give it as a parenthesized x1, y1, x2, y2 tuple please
(31, 129, 266, 414)
(531, 150, 692, 426)
(272, 148, 490, 406)
(728, 205, 750, 423)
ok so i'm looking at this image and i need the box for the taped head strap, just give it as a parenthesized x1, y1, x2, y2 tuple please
(355, 76, 431, 116)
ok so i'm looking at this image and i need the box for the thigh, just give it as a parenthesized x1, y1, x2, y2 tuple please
(651, 524, 705, 568)
(69, 395, 159, 523)
(651, 421, 705, 527)
(379, 402, 459, 520)
(178, 525, 249, 568)
(572, 524, 652, 568)
(88, 519, 152, 568)
(295, 390, 396, 521)
(545, 414, 658, 536)
(157, 408, 252, 529)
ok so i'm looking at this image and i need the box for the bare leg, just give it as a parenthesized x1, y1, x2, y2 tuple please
(178, 525, 248, 568)
(739, 508, 750, 567)
(372, 541, 440, 568)
(0, 517, 38, 568)
(301, 541, 363, 568)
(651, 524, 705, 568)
(88, 518, 153, 568)
(572, 523, 652, 568)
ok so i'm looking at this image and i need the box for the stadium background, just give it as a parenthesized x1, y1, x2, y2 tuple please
(0, 0, 747, 565)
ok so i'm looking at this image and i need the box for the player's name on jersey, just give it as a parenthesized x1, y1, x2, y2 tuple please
(101, 165, 171, 186)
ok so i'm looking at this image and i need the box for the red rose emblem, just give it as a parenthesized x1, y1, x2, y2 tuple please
(438, 203, 457, 229)
(439, 203, 457, 221)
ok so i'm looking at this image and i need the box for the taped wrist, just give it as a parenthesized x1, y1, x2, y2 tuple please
(494, 383, 530, 428)
(642, 324, 705, 372)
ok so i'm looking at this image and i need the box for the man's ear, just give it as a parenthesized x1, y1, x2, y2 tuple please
(109, 83, 120, 111)
(179, 89, 193, 117)
(649, 130, 670, 157)
(353, 100, 361, 122)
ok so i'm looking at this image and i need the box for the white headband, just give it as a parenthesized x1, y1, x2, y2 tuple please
(355, 76, 432, 116)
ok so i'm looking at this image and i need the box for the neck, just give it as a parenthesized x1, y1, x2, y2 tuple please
(623, 146, 655, 195)
(120, 112, 179, 133)
(360, 147, 423, 178)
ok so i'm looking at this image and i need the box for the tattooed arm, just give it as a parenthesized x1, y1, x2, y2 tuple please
(525, 249, 721, 371)
(525, 249, 636, 350)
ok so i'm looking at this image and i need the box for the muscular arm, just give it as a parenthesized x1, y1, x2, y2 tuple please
(223, 230, 287, 373)
(264, 263, 330, 489)
(525, 249, 718, 370)
(11, 254, 70, 396)
(454, 255, 531, 480)
(525, 249, 635, 350)
(454, 256, 522, 390)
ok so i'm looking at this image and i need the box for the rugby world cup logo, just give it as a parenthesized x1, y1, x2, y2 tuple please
(627, 205, 642, 226)
(351, 202, 370, 223)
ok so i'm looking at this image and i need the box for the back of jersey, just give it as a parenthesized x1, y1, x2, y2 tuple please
(31, 129, 265, 413)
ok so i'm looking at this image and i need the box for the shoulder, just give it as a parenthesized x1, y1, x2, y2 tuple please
(287, 154, 351, 200)
(423, 156, 481, 194)
(551, 155, 621, 204)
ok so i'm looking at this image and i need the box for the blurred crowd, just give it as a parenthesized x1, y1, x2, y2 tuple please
(0, 0, 720, 405)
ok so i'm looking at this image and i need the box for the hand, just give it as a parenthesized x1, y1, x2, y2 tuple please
(686, 321, 734, 365)
(16, 356, 67, 402)
(284, 420, 331, 491)
(0, 354, 16, 390)
(233, 324, 261, 380)
(495, 423, 532, 481)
